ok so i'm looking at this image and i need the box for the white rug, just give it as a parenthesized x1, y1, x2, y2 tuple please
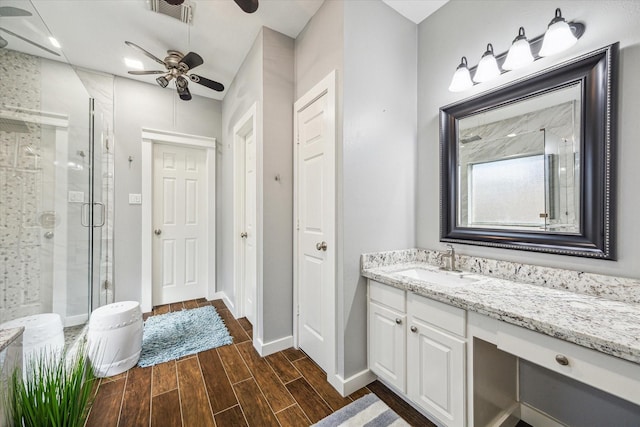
(313, 393, 410, 427)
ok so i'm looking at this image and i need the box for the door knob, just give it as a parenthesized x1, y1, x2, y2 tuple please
(240, 232, 248, 238)
(154, 229, 162, 236)
(316, 241, 328, 251)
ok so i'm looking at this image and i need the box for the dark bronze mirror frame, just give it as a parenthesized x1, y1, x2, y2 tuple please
(440, 43, 618, 259)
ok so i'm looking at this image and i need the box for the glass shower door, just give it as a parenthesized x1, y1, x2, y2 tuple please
(0, 0, 107, 327)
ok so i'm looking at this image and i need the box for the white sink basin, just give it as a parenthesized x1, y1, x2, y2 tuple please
(395, 268, 479, 287)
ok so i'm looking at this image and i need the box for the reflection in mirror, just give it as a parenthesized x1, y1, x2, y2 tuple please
(457, 84, 581, 233)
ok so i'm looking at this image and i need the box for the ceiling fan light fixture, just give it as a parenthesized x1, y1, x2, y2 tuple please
(156, 75, 173, 88)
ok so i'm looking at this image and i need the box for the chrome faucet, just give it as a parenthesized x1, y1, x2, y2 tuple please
(440, 244, 459, 272)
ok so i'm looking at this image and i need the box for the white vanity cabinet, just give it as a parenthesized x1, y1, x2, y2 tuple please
(368, 280, 467, 427)
(368, 280, 406, 392)
(407, 293, 466, 427)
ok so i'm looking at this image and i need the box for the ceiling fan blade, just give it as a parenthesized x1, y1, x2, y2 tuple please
(189, 74, 224, 92)
(180, 52, 203, 70)
(177, 85, 192, 101)
(0, 6, 32, 17)
(127, 70, 166, 75)
(234, 0, 259, 13)
(125, 41, 166, 67)
(0, 27, 60, 56)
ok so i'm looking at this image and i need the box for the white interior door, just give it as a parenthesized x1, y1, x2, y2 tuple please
(152, 143, 207, 306)
(295, 90, 334, 373)
(242, 129, 257, 324)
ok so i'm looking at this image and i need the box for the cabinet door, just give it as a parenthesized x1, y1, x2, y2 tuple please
(369, 301, 406, 392)
(408, 318, 465, 427)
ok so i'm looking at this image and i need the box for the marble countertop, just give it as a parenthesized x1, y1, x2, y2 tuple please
(0, 327, 24, 352)
(362, 262, 640, 365)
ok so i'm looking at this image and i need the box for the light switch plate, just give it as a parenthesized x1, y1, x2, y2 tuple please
(68, 191, 84, 203)
(129, 194, 142, 204)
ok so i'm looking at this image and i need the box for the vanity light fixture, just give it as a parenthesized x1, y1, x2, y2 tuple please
(448, 8, 585, 92)
(503, 27, 534, 70)
(473, 44, 501, 83)
(448, 56, 473, 92)
(539, 8, 578, 57)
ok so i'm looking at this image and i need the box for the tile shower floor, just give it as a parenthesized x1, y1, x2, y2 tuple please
(85, 298, 434, 427)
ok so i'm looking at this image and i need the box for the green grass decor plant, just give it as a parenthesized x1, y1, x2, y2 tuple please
(6, 345, 96, 427)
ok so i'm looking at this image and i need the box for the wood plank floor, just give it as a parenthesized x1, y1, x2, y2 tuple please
(86, 298, 434, 427)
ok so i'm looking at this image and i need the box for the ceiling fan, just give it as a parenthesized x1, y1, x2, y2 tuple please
(0, 6, 60, 56)
(164, 0, 259, 13)
(125, 41, 224, 101)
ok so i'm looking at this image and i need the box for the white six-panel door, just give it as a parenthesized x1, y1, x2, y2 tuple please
(152, 143, 207, 305)
(295, 90, 334, 373)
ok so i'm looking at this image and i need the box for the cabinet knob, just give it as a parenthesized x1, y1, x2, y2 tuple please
(395, 318, 402, 325)
(555, 354, 569, 366)
(154, 229, 162, 236)
(410, 326, 418, 333)
(316, 241, 328, 251)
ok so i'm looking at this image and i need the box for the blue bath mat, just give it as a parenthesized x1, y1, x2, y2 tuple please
(138, 305, 232, 367)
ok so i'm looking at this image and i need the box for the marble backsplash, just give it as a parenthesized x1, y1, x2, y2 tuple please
(361, 248, 640, 304)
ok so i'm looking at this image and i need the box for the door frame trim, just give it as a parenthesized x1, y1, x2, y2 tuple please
(141, 128, 216, 313)
(293, 70, 337, 377)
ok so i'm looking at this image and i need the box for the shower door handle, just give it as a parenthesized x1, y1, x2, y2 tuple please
(81, 203, 90, 227)
(94, 202, 105, 227)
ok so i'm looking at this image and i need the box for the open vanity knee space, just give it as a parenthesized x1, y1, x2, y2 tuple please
(362, 249, 640, 427)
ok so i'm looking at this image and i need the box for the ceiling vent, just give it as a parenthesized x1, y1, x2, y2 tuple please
(149, 0, 193, 24)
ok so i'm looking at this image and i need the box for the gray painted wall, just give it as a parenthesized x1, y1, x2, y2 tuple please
(219, 28, 263, 310)
(261, 28, 295, 342)
(218, 27, 295, 344)
(295, 0, 416, 379)
(342, 0, 417, 377)
(418, 0, 640, 422)
(113, 77, 222, 303)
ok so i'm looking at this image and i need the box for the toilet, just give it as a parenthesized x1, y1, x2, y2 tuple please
(87, 301, 143, 377)
(0, 313, 65, 370)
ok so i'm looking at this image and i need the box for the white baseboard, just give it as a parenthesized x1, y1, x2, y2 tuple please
(65, 314, 89, 327)
(254, 335, 293, 357)
(520, 403, 566, 427)
(328, 368, 377, 397)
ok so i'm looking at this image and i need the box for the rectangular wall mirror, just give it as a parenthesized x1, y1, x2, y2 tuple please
(440, 43, 617, 259)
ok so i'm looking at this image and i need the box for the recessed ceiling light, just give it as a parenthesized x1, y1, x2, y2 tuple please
(507, 133, 517, 137)
(124, 57, 144, 70)
(48, 37, 61, 48)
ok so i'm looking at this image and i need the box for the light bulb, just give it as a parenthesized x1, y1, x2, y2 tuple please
(539, 8, 578, 57)
(448, 56, 473, 92)
(473, 44, 501, 83)
(503, 27, 534, 70)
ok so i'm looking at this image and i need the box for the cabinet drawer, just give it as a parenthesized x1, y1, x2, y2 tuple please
(496, 321, 640, 406)
(369, 280, 405, 313)
(408, 292, 466, 337)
